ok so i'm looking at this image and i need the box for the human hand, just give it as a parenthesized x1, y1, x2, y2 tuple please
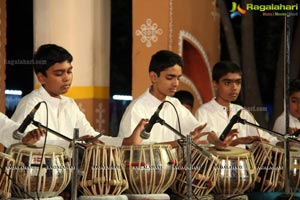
(0, 143, 4, 152)
(22, 128, 46, 145)
(290, 128, 299, 135)
(190, 124, 210, 145)
(232, 136, 269, 145)
(78, 135, 104, 147)
(123, 118, 148, 145)
(214, 129, 239, 149)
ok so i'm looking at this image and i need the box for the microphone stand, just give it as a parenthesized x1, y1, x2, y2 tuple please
(186, 134, 193, 200)
(31, 120, 85, 200)
(155, 117, 217, 200)
(72, 128, 79, 200)
(32, 120, 86, 149)
(235, 116, 300, 144)
(156, 117, 218, 160)
(235, 116, 300, 199)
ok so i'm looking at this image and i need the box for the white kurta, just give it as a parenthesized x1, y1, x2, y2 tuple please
(195, 98, 278, 148)
(118, 88, 211, 144)
(0, 113, 20, 147)
(273, 112, 300, 135)
(11, 87, 123, 150)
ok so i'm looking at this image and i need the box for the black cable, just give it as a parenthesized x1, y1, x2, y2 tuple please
(162, 100, 182, 134)
(164, 100, 205, 200)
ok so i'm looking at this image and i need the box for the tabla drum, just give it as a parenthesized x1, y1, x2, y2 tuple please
(7, 143, 71, 198)
(125, 193, 170, 200)
(250, 142, 284, 192)
(121, 144, 177, 194)
(79, 144, 128, 195)
(10, 196, 64, 200)
(208, 146, 256, 195)
(0, 152, 15, 199)
(79, 195, 128, 200)
(171, 146, 218, 198)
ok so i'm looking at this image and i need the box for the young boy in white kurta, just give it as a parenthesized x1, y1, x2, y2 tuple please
(12, 44, 146, 149)
(195, 61, 278, 149)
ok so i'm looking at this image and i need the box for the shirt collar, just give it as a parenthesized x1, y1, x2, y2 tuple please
(146, 87, 167, 105)
(38, 86, 68, 105)
(290, 114, 300, 123)
(211, 98, 230, 112)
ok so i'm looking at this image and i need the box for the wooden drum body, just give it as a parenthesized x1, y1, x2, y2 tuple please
(121, 144, 177, 194)
(250, 142, 284, 192)
(171, 146, 218, 198)
(0, 152, 15, 199)
(208, 146, 256, 195)
(7, 144, 71, 198)
(79, 144, 128, 195)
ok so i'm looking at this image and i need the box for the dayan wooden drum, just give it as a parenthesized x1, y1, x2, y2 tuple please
(171, 146, 218, 198)
(208, 146, 257, 195)
(79, 144, 128, 195)
(7, 144, 71, 198)
(0, 152, 15, 199)
(250, 142, 284, 192)
(121, 144, 177, 194)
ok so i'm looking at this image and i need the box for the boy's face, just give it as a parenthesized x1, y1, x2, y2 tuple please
(37, 61, 73, 98)
(149, 64, 182, 101)
(290, 91, 300, 118)
(214, 73, 242, 106)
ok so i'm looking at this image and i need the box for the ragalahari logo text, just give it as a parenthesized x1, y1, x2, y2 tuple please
(230, 2, 247, 19)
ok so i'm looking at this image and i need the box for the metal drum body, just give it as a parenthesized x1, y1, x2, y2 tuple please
(121, 144, 177, 194)
(0, 152, 15, 199)
(7, 144, 71, 198)
(287, 146, 300, 191)
(208, 146, 256, 195)
(250, 142, 284, 192)
(79, 144, 128, 195)
(171, 146, 218, 198)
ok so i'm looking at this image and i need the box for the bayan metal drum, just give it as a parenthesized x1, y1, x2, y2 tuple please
(79, 144, 128, 195)
(287, 146, 300, 191)
(208, 146, 256, 195)
(250, 142, 284, 192)
(7, 144, 71, 198)
(171, 146, 218, 198)
(121, 144, 177, 194)
(0, 152, 15, 199)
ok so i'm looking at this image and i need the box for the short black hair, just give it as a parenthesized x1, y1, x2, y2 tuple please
(149, 50, 184, 76)
(34, 44, 73, 76)
(212, 61, 242, 82)
(290, 79, 300, 96)
(174, 90, 194, 109)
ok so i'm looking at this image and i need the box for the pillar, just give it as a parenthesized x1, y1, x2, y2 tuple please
(33, 0, 111, 134)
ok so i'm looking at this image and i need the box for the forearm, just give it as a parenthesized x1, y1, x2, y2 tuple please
(122, 137, 141, 146)
(159, 140, 179, 148)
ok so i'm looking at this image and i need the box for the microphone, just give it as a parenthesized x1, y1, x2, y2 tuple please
(140, 101, 165, 139)
(13, 102, 42, 140)
(219, 109, 242, 141)
(293, 129, 300, 138)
